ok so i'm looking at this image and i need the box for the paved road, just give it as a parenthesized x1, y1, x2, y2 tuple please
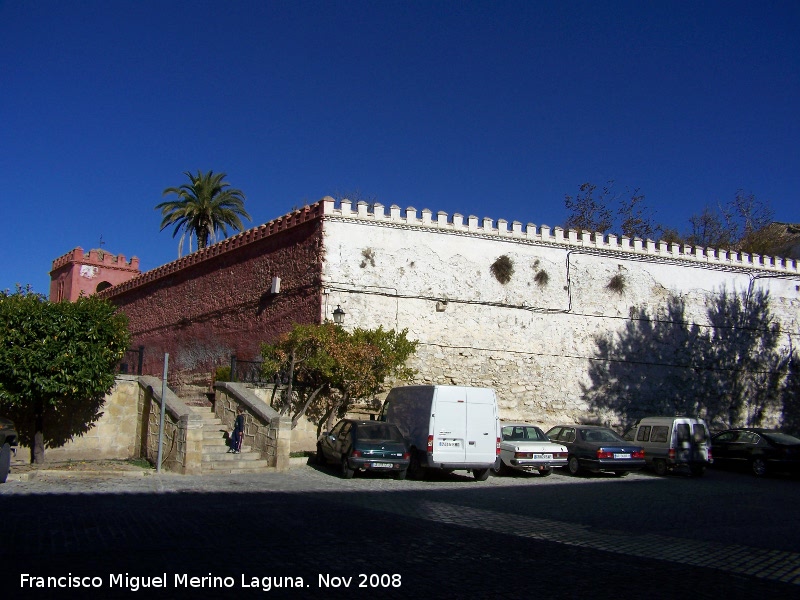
(2, 464, 799, 599)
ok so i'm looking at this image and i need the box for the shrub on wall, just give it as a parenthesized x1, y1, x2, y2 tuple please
(491, 255, 514, 284)
(214, 365, 231, 382)
(360, 248, 376, 268)
(607, 274, 626, 293)
(534, 270, 549, 286)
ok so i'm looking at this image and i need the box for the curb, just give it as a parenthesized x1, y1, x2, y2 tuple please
(7, 469, 154, 481)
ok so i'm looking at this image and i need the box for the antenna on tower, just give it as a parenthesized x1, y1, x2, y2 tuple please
(99, 234, 105, 248)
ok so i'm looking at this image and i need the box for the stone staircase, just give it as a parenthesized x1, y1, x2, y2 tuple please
(188, 406, 274, 474)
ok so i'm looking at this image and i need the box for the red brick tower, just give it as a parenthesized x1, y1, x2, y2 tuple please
(49, 248, 141, 302)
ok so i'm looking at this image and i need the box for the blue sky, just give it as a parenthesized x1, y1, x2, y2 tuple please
(2, 0, 798, 296)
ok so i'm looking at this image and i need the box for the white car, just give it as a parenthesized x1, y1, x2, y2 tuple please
(494, 423, 568, 477)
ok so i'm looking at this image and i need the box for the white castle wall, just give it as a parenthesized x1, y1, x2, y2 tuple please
(319, 198, 800, 429)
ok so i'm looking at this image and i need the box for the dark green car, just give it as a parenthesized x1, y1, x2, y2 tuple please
(317, 419, 410, 480)
(1, 416, 18, 483)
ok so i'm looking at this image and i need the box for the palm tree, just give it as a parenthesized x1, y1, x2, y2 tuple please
(156, 170, 252, 256)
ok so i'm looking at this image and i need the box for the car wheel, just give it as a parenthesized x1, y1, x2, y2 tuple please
(539, 467, 553, 477)
(690, 465, 706, 477)
(394, 468, 408, 481)
(567, 456, 581, 476)
(316, 443, 326, 466)
(408, 451, 424, 480)
(613, 471, 628, 478)
(750, 457, 767, 477)
(472, 468, 490, 481)
(340, 457, 355, 479)
(654, 459, 668, 477)
(493, 460, 510, 476)
(0, 443, 10, 484)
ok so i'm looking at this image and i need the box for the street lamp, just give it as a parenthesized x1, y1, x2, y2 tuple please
(332, 304, 345, 325)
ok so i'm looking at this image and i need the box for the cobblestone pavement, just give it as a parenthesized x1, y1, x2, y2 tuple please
(2, 462, 799, 599)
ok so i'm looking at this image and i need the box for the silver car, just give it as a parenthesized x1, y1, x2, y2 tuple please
(494, 423, 568, 477)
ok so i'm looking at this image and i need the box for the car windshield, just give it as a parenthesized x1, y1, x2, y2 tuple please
(357, 424, 404, 442)
(502, 426, 548, 442)
(762, 432, 800, 445)
(581, 428, 625, 443)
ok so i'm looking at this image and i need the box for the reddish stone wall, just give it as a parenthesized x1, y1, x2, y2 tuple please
(101, 213, 324, 380)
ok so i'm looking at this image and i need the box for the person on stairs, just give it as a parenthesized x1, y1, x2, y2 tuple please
(230, 407, 245, 454)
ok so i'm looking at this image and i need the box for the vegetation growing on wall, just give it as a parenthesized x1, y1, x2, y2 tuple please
(534, 270, 549, 287)
(360, 248, 376, 268)
(491, 255, 514, 284)
(607, 273, 625, 293)
(0, 286, 130, 463)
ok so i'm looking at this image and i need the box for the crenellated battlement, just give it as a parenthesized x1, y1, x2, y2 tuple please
(96, 195, 797, 302)
(321, 197, 799, 275)
(51, 247, 140, 272)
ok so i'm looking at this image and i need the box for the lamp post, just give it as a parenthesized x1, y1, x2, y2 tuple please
(332, 304, 345, 325)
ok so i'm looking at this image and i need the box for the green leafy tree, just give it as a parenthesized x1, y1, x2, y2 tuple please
(261, 322, 340, 427)
(0, 287, 130, 463)
(260, 323, 418, 432)
(156, 170, 251, 256)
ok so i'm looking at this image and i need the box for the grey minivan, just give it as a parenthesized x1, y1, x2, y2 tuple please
(622, 416, 711, 476)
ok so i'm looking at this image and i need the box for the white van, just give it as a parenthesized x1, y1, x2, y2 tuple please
(622, 416, 712, 476)
(380, 385, 500, 481)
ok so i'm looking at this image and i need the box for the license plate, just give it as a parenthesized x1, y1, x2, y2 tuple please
(439, 440, 462, 448)
(614, 453, 631, 459)
(533, 454, 553, 460)
(372, 462, 393, 468)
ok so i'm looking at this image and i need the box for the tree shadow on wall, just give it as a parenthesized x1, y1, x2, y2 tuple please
(0, 394, 106, 463)
(583, 288, 791, 430)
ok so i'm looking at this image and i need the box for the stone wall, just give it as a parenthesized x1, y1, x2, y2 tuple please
(138, 376, 205, 474)
(248, 385, 319, 453)
(321, 199, 800, 429)
(100, 206, 326, 381)
(33, 375, 141, 462)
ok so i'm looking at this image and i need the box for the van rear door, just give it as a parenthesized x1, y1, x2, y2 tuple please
(431, 387, 467, 464)
(465, 389, 498, 464)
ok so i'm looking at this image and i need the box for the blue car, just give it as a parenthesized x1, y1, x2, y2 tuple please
(545, 424, 646, 477)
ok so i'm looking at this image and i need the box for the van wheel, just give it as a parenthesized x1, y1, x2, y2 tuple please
(472, 468, 490, 481)
(0, 443, 10, 484)
(340, 458, 355, 479)
(654, 460, 668, 477)
(408, 451, 424, 480)
(567, 456, 581, 476)
(750, 457, 767, 477)
(539, 467, 553, 477)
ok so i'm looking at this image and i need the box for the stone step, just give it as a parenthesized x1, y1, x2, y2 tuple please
(202, 441, 235, 453)
(201, 449, 262, 462)
(204, 460, 274, 474)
